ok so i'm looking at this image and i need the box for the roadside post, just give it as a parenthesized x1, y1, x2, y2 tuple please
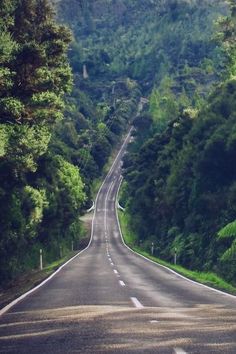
(151, 242, 154, 256)
(40, 249, 43, 270)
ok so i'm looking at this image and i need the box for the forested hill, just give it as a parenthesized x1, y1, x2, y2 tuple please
(56, 0, 236, 285)
(58, 0, 227, 90)
(0, 0, 235, 288)
(120, 1, 236, 285)
(0, 0, 140, 284)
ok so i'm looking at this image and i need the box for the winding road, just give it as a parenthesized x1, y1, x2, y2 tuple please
(0, 128, 236, 353)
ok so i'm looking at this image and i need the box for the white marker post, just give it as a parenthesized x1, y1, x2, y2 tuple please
(39, 249, 43, 270)
(151, 242, 154, 256)
(174, 247, 177, 265)
(71, 241, 74, 252)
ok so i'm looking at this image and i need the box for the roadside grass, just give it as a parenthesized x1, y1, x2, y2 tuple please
(118, 210, 236, 296)
(118, 212, 137, 245)
(43, 251, 77, 274)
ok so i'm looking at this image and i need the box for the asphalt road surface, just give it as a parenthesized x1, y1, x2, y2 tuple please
(0, 128, 236, 354)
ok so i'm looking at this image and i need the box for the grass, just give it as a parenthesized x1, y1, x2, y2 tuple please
(43, 252, 77, 274)
(118, 211, 137, 245)
(118, 210, 236, 296)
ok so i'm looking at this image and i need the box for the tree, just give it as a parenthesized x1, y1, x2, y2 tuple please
(0, 0, 72, 125)
(218, 220, 236, 262)
(217, 0, 236, 77)
(0, 0, 73, 282)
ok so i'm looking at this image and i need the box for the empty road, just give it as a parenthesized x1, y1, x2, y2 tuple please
(0, 128, 236, 353)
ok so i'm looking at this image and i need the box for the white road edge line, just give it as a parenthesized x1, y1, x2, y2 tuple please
(104, 180, 114, 233)
(116, 179, 236, 300)
(130, 297, 144, 309)
(174, 348, 188, 354)
(0, 127, 134, 317)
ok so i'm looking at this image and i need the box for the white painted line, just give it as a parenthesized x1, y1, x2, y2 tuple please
(115, 180, 236, 300)
(106, 127, 133, 179)
(174, 348, 188, 354)
(119, 280, 126, 287)
(113, 231, 119, 238)
(130, 297, 144, 309)
(104, 180, 114, 233)
(86, 201, 95, 213)
(0, 244, 89, 316)
(114, 269, 118, 274)
(150, 320, 159, 323)
(110, 262, 114, 266)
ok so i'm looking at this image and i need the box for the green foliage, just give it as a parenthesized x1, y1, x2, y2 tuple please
(218, 220, 236, 276)
(119, 209, 236, 294)
(6, 124, 51, 172)
(59, 0, 226, 92)
(56, 155, 86, 210)
(22, 186, 48, 238)
(0, 124, 10, 156)
(149, 78, 180, 131)
(0, 0, 78, 283)
(0, 0, 234, 289)
(124, 76, 236, 285)
(216, 1, 236, 77)
(0, 97, 25, 121)
(218, 220, 236, 239)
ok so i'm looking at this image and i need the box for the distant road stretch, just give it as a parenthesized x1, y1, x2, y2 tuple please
(0, 127, 236, 353)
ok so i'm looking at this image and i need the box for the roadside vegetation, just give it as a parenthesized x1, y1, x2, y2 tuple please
(118, 210, 236, 295)
(0, 0, 139, 286)
(1, 0, 236, 292)
(120, 1, 236, 287)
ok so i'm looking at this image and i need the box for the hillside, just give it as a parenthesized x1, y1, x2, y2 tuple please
(120, 1, 236, 284)
(59, 0, 227, 90)
(56, 0, 236, 285)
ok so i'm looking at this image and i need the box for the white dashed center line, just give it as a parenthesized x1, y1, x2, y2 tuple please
(119, 280, 125, 287)
(130, 297, 144, 309)
(174, 348, 188, 354)
(113, 269, 118, 274)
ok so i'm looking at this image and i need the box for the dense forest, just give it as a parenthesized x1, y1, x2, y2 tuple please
(0, 0, 139, 283)
(0, 0, 236, 287)
(121, 0, 236, 284)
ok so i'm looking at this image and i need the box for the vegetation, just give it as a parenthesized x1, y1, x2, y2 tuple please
(1, 0, 236, 291)
(122, 0, 236, 285)
(0, 0, 140, 284)
(119, 210, 236, 294)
